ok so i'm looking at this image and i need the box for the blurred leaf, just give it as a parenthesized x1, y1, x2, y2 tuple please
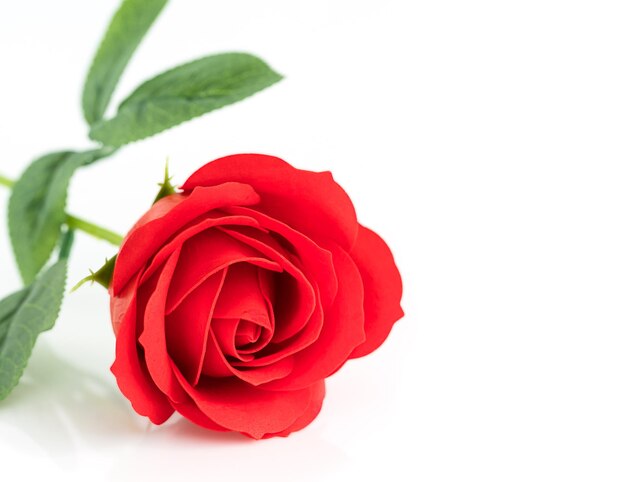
(82, 0, 168, 125)
(0, 259, 68, 400)
(0, 290, 30, 347)
(8, 148, 114, 283)
(89, 53, 282, 147)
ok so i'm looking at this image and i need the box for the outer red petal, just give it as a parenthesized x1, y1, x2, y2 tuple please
(349, 225, 404, 359)
(174, 364, 324, 439)
(260, 381, 325, 439)
(140, 214, 261, 289)
(113, 183, 260, 295)
(173, 400, 230, 433)
(138, 249, 188, 403)
(110, 274, 174, 424)
(181, 154, 359, 251)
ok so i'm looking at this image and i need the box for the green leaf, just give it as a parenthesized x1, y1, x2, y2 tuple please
(89, 53, 283, 147)
(8, 148, 114, 283)
(0, 259, 68, 400)
(82, 0, 168, 125)
(0, 290, 30, 347)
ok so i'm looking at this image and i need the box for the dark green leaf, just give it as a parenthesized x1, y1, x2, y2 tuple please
(0, 259, 67, 400)
(89, 53, 282, 147)
(8, 148, 115, 283)
(82, 0, 168, 125)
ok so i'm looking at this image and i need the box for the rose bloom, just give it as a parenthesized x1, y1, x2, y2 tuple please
(110, 154, 403, 439)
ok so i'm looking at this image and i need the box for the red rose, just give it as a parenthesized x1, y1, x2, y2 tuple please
(110, 154, 403, 439)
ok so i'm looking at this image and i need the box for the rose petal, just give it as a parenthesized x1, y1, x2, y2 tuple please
(182, 154, 359, 251)
(211, 318, 270, 361)
(235, 320, 262, 345)
(203, 331, 295, 386)
(110, 274, 173, 424)
(138, 249, 188, 403)
(166, 269, 228, 384)
(174, 400, 229, 432)
(212, 263, 272, 330)
(219, 226, 328, 369)
(124, 194, 187, 235)
(255, 268, 277, 344)
(224, 206, 338, 308)
(221, 227, 317, 343)
(200, 330, 233, 378)
(110, 275, 135, 337)
(229, 283, 324, 369)
(210, 318, 242, 359)
(261, 380, 325, 438)
(166, 229, 282, 314)
(348, 225, 404, 359)
(261, 243, 366, 391)
(140, 214, 261, 288)
(113, 183, 260, 295)
(173, 365, 322, 439)
(213, 269, 276, 362)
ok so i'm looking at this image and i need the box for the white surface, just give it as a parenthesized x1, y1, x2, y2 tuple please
(1, 0, 625, 480)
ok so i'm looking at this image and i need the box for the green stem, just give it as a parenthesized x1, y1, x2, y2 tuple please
(66, 215, 124, 245)
(0, 174, 14, 188)
(0, 173, 123, 246)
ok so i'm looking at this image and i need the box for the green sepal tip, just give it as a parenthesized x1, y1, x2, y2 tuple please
(153, 159, 177, 204)
(71, 254, 117, 292)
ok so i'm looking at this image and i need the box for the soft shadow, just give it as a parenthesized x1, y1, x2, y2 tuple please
(149, 415, 254, 444)
(0, 341, 143, 456)
(111, 415, 349, 482)
(2, 342, 349, 480)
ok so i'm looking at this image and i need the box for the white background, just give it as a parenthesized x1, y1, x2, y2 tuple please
(1, 0, 625, 480)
